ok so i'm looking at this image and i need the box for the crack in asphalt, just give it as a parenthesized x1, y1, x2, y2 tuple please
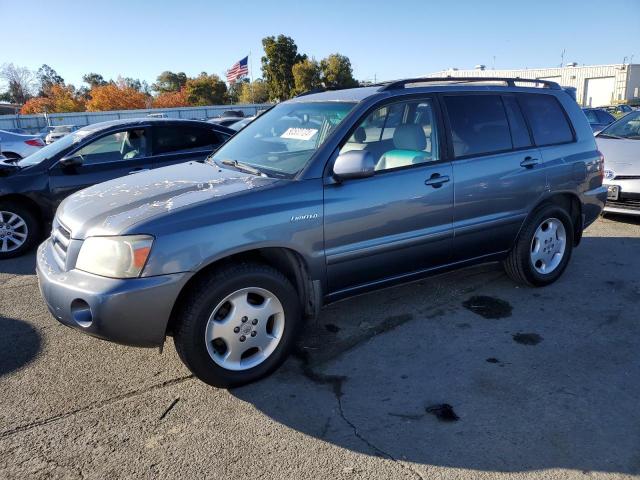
(0, 375, 193, 439)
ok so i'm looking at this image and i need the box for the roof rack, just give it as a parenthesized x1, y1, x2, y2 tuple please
(378, 77, 562, 91)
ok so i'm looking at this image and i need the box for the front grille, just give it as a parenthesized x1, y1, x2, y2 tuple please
(607, 199, 640, 212)
(613, 175, 640, 180)
(51, 220, 71, 269)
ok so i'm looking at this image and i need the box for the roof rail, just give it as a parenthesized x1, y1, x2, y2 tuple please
(378, 77, 562, 91)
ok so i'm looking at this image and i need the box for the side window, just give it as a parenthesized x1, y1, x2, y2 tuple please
(152, 126, 223, 155)
(518, 94, 574, 146)
(595, 110, 614, 124)
(502, 95, 533, 149)
(444, 95, 512, 158)
(339, 99, 439, 172)
(74, 129, 147, 165)
(583, 110, 598, 123)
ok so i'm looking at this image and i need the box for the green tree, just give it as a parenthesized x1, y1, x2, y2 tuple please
(82, 72, 108, 89)
(292, 58, 322, 95)
(261, 35, 306, 101)
(226, 78, 248, 104)
(238, 80, 270, 104)
(320, 54, 358, 89)
(152, 71, 187, 93)
(184, 73, 227, 105)
(36, 64, 64, 95)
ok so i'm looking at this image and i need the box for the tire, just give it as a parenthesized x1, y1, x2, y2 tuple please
(503, 203, 574, 287)
(0, 200, 41, 259)
(173, 262, 302, 388)
(2, 153, 21, 160)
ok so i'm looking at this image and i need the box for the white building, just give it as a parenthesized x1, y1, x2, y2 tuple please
(428, 64, 640, 107)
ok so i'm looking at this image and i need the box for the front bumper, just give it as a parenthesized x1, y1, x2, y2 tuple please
(36, 238, 191, 347)
(603, 178, 640, 216)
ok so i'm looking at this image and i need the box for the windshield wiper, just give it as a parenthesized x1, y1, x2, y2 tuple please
(597, 133, 622, 139)
(220, 159, 266, 176)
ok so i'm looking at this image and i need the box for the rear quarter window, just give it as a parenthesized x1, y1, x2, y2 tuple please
(518, 94, 574, 146)
(153, 125, 224, 155)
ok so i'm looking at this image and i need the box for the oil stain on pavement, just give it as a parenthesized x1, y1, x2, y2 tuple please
(462, 295, 513, 319)
(512, 333, 543, 345)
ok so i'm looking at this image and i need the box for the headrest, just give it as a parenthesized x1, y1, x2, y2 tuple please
(353, 127, 366, 143)
(393, 124, 426, 151)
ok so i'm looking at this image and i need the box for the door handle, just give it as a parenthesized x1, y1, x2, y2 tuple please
(520, 157, 540, 168)
(128, 168, 149, 175)
(425, 173, 450, 188)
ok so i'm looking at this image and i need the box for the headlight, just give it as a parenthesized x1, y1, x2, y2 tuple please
(76, 235, 153, 278)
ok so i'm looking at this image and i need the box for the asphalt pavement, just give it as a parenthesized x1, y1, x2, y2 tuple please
(1, 215, 639, 479)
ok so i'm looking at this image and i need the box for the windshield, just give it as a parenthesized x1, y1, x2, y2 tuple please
(18, 127, 92, 166)
(599, 111, 640, 139)
(211, 101, 355, 177)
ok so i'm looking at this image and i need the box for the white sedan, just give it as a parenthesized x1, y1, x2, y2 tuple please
(597, 111, 640, 216)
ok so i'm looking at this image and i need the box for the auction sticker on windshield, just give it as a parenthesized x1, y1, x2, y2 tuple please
(280, 128, 318, 141)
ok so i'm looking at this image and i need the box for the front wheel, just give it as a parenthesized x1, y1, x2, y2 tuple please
(173, 263, 302, 388)
(0, 201, 41, 259)
(504, 204, 574, 287)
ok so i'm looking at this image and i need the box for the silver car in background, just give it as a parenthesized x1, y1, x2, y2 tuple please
(0, 130, 45, 159)
(45, 125, 78, 144)
(597, 111, 640, 215)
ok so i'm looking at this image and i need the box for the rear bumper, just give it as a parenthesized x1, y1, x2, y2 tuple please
(582, 185, 608, 228)
(36, 238, 191, 347)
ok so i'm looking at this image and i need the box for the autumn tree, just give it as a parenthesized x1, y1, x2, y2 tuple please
(86, 83, 147, 111)
(292, 58, 322, 95)
(320, 54, 358, 89)
(153, 89, 190, 108)
(184, 73, 227, 106)
(36, 64, 64, 96)
(0, 63, 35, 104)
(21, 84, 85, 114)
(153, 71, 187, 93)
(261, 35, 306, 101)
(238, 80, 270, 104)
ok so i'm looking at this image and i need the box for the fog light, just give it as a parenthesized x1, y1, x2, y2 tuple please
(70, 299, 92, 328)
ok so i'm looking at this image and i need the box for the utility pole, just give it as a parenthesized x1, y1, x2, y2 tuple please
(560, 49, 565, 68)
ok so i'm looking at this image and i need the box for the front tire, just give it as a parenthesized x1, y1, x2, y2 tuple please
(0, 201, 41, 259)
(504, 204, 574, 287)
(173, 263, 302, 388)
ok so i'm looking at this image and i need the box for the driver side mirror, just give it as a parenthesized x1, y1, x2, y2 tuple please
(333, 150, 375, 181)
(59, 155, 83, 168)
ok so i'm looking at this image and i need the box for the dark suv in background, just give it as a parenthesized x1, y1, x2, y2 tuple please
(37, 78, 606, 387)
(0, 118, 232, 258)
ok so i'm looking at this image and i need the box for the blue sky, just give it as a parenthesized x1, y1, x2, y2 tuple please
(2, 0, 639, 88)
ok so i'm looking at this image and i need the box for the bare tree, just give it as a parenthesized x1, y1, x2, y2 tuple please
(0, 63, 36, 104)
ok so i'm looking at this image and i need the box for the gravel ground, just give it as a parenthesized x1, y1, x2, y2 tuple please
(0, 215, 639, 479)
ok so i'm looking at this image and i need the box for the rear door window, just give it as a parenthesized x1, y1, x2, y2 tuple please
(595, 110, 615, 124)
(443, 95, 512, 158)
(152, 126, 225, 155)
(518, 94, 574, 146)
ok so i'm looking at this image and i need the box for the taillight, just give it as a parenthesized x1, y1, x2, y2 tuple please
(25, 138, 45, 147)
(597, 150, 605, 184)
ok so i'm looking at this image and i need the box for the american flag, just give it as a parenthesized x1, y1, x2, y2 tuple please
(226, 56, 249, 84)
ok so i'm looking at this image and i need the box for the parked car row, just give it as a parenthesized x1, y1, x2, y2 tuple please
(0, 118, 233, 257)
(34, 77, 608, 388)
(0, 130, 46, 159)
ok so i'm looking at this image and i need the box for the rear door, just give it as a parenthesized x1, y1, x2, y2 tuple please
(324, 97, 454, 294)
(49, 127, 152, 205)
(150, 125, 229, 168)
(442, 93, 546, 261)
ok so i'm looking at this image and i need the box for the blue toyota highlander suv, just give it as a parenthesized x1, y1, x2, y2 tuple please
(36, 78, 607, 387)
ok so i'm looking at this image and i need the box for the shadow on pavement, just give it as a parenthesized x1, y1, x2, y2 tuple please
(233, 236, 640, 475)
(0, 317, 41, 377)
(0, 252, 36, 276)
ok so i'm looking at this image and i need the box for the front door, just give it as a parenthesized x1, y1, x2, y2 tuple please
(323, 97, 454, 294)
(49, 127, 152, 205)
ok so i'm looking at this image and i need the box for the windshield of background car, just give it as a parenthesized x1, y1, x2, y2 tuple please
(211, 102, 356, 177)
(18, 126, 94, 166)
(600, 111, 640, 139)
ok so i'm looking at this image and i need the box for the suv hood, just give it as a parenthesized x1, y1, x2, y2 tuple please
(57, 162, 279, 238)
(597, 137, 640, 176)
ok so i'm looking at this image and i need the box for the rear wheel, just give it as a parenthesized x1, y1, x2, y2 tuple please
(173, 263, 302, 388)
(0, 201, 40, 259)
(2, 153, 21, 160)
(504, 204, 574, 287)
